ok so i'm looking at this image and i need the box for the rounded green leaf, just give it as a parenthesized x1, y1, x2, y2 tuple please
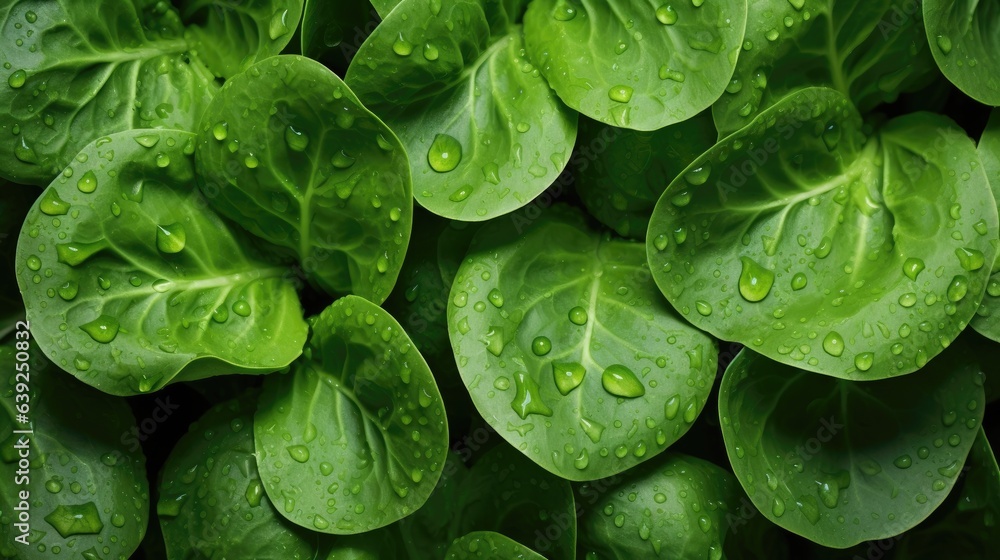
(448, 207, 718, 481)
(713, 0, 937, 136)
(577, 453, 740, 559)
(574, 113, 717, 239)
(0, 0, 218, 185)
(0, 346, 148, 559)
(196, 55, 412, 304)
(648, 87, 999, 379)
(972, 108, 1000, 341)
(924, 0, 1000, 106)
(178, 0, 303, 78)
(158, 396, 321, 560)
(255, 295, 449, 534)
(523, 0, 747, 131)
(345, 0, 578, 221)
(445, 532, 546, 560)
(15, 129, 308, 395)
(718, 345, 986, 548)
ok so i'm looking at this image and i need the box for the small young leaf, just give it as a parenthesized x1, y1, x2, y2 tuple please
(255, 296, 449, 534)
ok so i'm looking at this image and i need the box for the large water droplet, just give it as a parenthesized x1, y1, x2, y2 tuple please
(655, 5, 678, 24)
(608, 85, 634, 103)
(56, 240, 107, 267)
(532, 336, 551, 356)
(822, 331, 844, 357)
(285, 126, 309, 152)
(77, 170, 98, 193)
(39, 189, 70, 216)
(43, 502, 103, 537)
(738, 257, 774, 302)
(955, 247, 985, 271)
(428, 134, 462, 172)
(511, 371, 552, 419)
(601, 364, 645, 398)
(156, 223, 186, 254)
(553, 362, 586, 395)
(80, 315, 119, 343)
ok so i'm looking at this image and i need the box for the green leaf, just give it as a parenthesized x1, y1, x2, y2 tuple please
(713, 0, 937, 136)
(196, 55, 412, 304)
(177, 0, 303, 78)
(718, 344, 986, 549)
(445, 532, 546, 560)
(0, 0, 218, 185)
(0, 181, 35, 340)
(574, 112, 717, 239)
(345, 0, 578, 221)
(255, 295, 449, 534)
(0, 346, 148, 559)
(924, 0, 1000, 106)
(892, 427, 1000, 559)
(576, 453, 740, 559)
(158, 395, 322, 560)
(972, 108, 1000, 341)
(647, 87, 999, 379)
(448, 206, 718, 480)
(371, 0, 401, 19)
(399, 444, 576, 560)
(15, 129, 308, 396)
(523, 0, 747, 131)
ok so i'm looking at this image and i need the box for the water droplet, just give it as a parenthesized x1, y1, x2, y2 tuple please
(685, 165, 711, 186)
(580, 417, 605, 443)
(791, 272, 807, 290)
(946, 275, 968, 302)
(393, 35, 414, 56)
(449, 185, 473, 202)
(427, 133, 462, 172)
(483, 325, 505, 356)
(77, 170, 98, 193)
(574, 448, 590, 470)
(511, 371, 552, 419)
(854, 352, 874, 371)
(772, 497, 785, 517)
(58, 281, 79, 301)
(332, 150, 356, 169)
(898, 293, 917, 307)
(233, 301, 252, 317)
(553, 362, 586, 395)
(655, 5, 678, 24)
(553, 1, 577, 20)
(423, 42, 439, 61)
(568, 306, 588, 325)
(245, 479, 264, 507)
(268, 9, 290, 39)
(156, 223, 186, 254)
(25, 255, 41, 271)
(80, 315, 119, 343)
(608, 85, 634, 103)
(285, 126, 309, 152)
(902, 258, 925, 281)
(936, 35, 952, 54)
(487, 288, 504, 308)
(7, 69, 26, 89)
(738, 257, 774, 302)
(955, 247, 985, 271)
(212, 122, 228, 141)
(44, 503, 103, 537)
(601, 364, 645, 398)
(893, 455, 912, 469)
(531, 336, 551, 356)
(287, 445, 310, 463)
(39, 189, 70, 216)
(822, 331, 844, 357)
(695, 301, 712, 316)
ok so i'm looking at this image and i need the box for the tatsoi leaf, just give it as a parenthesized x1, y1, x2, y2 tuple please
(15, 129, 308, 395)
(445, 532, 546, 560)
(346, 0, 578, 221)
(718, 345, 986, 549)
(647, 87, 999, 379)
(158, 396, 321, 560)
(0, 346, 148, 559)
(197, 55, 412, 304)
(576, 453, 740, 559)
(255, 296, 449, 534)
(0, 0, 217, 185)
(0, 181, 35, 339)
(924, 0, 1000, 106)
(523, 0, 747, 131)
(712, 0, 936, 136)
(574, 113, 717, 239)
(448, 207, 718, 481)
(177, 0, 303, 78)
(399, 444, 576, 560)
(973, 109, 1000, 341)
